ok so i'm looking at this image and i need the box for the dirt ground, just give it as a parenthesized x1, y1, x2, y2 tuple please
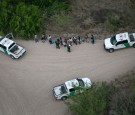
(0, 40, 135, 115)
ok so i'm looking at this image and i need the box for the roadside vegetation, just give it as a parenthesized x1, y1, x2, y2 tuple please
(66, 70, 135, 115)
(0, 0, 135, 39)
(0, 0, 70, 39)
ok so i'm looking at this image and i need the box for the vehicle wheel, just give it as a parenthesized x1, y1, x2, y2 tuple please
(10, 55, 15, 59)
(61, 96, 67, 101)
(109, 48, 114, 53)
(133, 44, 135, 48)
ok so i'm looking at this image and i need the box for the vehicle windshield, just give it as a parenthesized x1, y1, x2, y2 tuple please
(77, 79, 84, 87)
(61, 85, 67, 94)
(0, 37, 4, 42)
(9, 43, 18, 53)
(110, 36, 117, 45)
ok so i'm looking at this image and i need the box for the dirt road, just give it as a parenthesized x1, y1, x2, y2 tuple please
(0, 40, 135, 115)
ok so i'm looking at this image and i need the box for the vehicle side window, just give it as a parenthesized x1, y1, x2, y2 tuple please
(0, 44, 2, 48)
(116, 41, 122, 46)
(116, 40, 128, 46)
(69, 88, 75, 92)
(129, 35, 135, 42)
(0, 45, 6, 50)
(121, 40, 128, 44)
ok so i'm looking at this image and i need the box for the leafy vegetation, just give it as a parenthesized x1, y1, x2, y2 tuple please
(0, 0, 135, 38)
(0, 0, 71, 39)
(66, 83, 115, 115)
(10, 3, 43, 39)
(66, 71, 135, 115)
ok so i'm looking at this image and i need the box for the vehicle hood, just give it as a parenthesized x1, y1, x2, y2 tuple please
(53, 85, 62, 96)
(104, 38, 113, 49)
(81, 78, 92, 88)
(14, 45, 25, 55)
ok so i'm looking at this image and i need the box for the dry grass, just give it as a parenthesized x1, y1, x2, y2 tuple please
(47, 0, 135, 39)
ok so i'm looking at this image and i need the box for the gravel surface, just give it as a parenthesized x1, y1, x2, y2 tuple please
(0, 40, 135, 115)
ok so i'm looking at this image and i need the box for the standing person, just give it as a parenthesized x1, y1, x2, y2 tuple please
(74, 37, 78, 45)
(59, 37, 63, 46)
(34, 33, 38, 43)
(55, 39, 60, 49)
(85, 34, 89, 43)
(48, 35, 52, 44)
(67, 43, 71, 52)
(78, 36, 81, 44)
(69, 37, 73, 46)
(63, 38, 67, 47)
(91, 35, 95, 44)
(41, 32, 46, 43)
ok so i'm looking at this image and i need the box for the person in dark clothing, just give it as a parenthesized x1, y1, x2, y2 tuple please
(91, 35, 95, 44)
(59, 37, 63, 46)
(41, 32, 46, 42)
(67, 43, 71, 52)
(55, 39, 60, 49)
(78, 36, 81, 44)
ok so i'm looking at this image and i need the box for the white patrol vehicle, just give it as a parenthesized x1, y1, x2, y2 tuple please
(0, 33, 26, 59)
(104, 32, 135, 53)
(53, 78, 92, 100)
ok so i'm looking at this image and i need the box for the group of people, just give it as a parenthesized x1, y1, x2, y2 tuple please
(34, 33, 95, 52)
(34, 32, 47, 43)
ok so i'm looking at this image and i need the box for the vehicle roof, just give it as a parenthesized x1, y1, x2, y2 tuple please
(65, 79, 79, 90)
(116, 32, 128, 42)
(0, 37, 14, 47)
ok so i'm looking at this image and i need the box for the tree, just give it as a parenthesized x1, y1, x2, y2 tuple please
(0, 1, 13, 34)
(10, 3, 43, 39)
(66, 83, 114, 115)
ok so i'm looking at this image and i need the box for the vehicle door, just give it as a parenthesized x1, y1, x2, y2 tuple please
(5, 33, 14, 40)
(0, 44, 4, 52)
(69, 88, 75, 96)
(0, 45, 8, 54)
(115, 40, 128, 49)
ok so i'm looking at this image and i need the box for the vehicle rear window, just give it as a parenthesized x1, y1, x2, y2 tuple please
(77, 78, 84, 87)
(129, 35, 135, 42)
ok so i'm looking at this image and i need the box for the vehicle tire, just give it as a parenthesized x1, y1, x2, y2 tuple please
(10, 55, 15, 59)
(133, 44, 135, 48)
(61, 96, 67, 101)
(109, 48, 114, 53)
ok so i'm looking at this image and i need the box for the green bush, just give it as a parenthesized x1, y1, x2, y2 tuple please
(66, 82, 114, 115)
(51, 11, 72, 26)
(0, 1, 13, 34)
(0, 0, 71, 39)
(10, 3, 43, 39)
(105, 14, 121, 32)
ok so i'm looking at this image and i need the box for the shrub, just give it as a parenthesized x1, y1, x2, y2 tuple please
(51, 11, 72, 27)
(10, 3, 43, 39)
(66, 82, 115, 115)
(105, 14, 121, 32)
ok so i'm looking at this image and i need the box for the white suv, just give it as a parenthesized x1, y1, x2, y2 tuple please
(0, 33, 26, 59)
(53, 77, 92, 100)
(104, 32, 135, 53)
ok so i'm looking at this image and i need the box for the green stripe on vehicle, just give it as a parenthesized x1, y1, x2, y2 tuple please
(123, 43, 130, 47)
(3, 48, 8, 54)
